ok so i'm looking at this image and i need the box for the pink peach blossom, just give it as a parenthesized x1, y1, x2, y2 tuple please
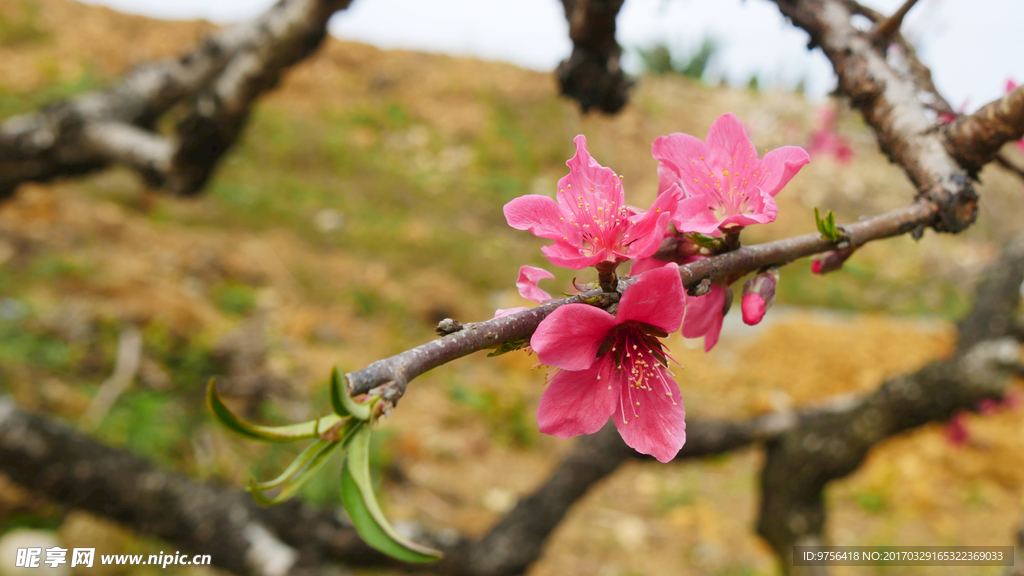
(807, 106, 854, 164)
(530, 265, 687, 462)
(504, 135, 678, 270)
(631, 253, 729, 352)
(654, 113, 809, 233)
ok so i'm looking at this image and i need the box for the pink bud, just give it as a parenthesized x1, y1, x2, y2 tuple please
(811, 247, 855, 275)
(741, 294, 766, 325)
(741, 268, 779, 325)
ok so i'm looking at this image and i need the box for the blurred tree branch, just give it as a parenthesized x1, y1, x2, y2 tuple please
(556, 0, 633, 114)
(0, 396, 789, 576)
(757, 236, 1024, 575)
(0, 0, 351, 199)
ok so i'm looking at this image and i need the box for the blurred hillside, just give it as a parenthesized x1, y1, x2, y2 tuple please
(1, 0, 1024, 575)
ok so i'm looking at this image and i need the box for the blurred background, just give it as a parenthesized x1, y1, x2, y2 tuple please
(0, 0, 1023, 574)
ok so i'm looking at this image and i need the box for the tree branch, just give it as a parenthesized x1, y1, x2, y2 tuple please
(755, 234, 1024, 575)
(767, 0, 976, 233)
(0, 395, 790, 576)
(0, 397, 381, 576)
(945, 85, 1024, 176)
(0, 0, 350, 199)
(556, 0, 633, 114)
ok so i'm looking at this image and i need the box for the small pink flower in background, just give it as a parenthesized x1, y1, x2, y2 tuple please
(943, 411, 970, 447)
(975, 390, 1021, 416)
(504, 135, 678, 270)
(530, 265, 687, 462)
(807, 106, 855, 164)
(938, 100, 968, 125)
(494, 265, 554, 318)
(976, 398, 1001, 416)
(942, 393, 1020, 448)
(653, 113, 809, 233)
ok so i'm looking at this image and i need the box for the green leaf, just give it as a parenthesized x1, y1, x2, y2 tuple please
(341, 426, 443, 563)
(252, 419, 362, 492)
(249, 439, 343, 506)
(686, 232, 722, 249)
(814, 207, 841, 242)
(330, 367, 372, 421)
(487, 337, 527, 357)
(207, 379, 341, 443)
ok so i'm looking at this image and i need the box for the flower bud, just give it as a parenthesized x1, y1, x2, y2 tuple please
(741, 268, 779, 326)
(811, 247, 855, 275)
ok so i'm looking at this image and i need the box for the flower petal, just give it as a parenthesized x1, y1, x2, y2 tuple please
(537, 358, 618, 439)
(652, 133, 711, 195)
(702, 308, 724, 352)
(541, 240, 605, 270)
(682, 283, 726, 351)
(657, 162, 683, 197)
(531, 303, 617, 371)
(622, 188, 678, 260)
(629, 254, 669, 276)
(503, 194, 570, 241)
(672, 194, 723, 234)
(616, 265, 685, 333)
(758, 146, 810, 197)
(705, 112, 757, 163)
(613, 364, 686, 462)
(493, 307, 529, 318)
(557, 135, 624, 207)
(516, 265, 554, 303)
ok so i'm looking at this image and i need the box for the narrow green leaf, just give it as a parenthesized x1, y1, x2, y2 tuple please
(330, 367, 372, 421)
(249, 439, 343, 506)
(252, 438, 332, 492)
(341, 426, 443, 563)
(487, 338, 526, 357)
(207, 379, 341, 442)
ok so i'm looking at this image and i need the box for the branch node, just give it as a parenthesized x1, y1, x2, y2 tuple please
(435, 318, 464, 336)
(868, 0, 920, 46)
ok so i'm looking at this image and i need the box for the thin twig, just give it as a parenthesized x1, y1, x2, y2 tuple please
(868, 0, 921, 45)
(79, 323, 143, 430)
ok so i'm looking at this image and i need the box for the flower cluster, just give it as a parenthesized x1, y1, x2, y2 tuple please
(502, 114, 809, 462)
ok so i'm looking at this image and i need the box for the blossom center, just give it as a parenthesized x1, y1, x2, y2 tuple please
(601, 323, 679, 422)
(686, 147, 771, 219)
(559, 182, 635, 258)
